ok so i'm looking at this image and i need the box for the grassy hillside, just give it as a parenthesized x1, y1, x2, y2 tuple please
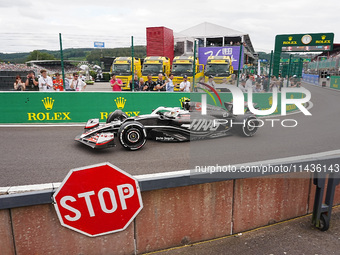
(0, 46, 147, 64)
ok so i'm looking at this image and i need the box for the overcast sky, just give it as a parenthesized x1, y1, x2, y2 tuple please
(0, 0, 339, 53)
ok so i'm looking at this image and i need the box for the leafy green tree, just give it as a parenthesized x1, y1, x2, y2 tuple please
(86, 46, 146, 64)
(26, 50, 56, 61)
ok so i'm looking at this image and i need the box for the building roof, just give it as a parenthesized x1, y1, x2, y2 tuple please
(177, 22, 255, 54)
(178, 22, 246, 38)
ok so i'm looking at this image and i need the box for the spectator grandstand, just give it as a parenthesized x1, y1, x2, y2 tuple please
(26, 60, 82, 74)
(306, 44, 340, 77)
(0, 60, 83, 91)
(0, 62, 34, 90)
(0, 62, 34, 71)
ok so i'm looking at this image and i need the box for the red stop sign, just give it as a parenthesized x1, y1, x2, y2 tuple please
(53, 163, 143, 237)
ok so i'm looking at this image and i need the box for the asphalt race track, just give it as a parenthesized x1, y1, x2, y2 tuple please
(1, 83, 340, 187)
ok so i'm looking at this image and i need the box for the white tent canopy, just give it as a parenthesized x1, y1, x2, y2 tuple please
(178, 22, 246, 38)
(175, 22, 255, 56)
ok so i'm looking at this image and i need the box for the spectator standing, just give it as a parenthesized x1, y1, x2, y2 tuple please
(196, 77, 206, 91)
(262, 76, 269, 91)
(53, 73, 64, 91)
(245, 75, 253, 92)
(64, 74, 71, 90)
(179, 75, 191, 92)
(278, 75, 284, 90)
(206, 75, 216, 90)
(70, 73, 86, 91)
(14, 75, 26, 91)
(164, 73, 175, 92)
(154, 73, 166, 91)
(79, 74, 86, 82)
(136, 78, 145, 91)
(269, 76, 279, 92)
(231, 73, 236, 84)
(129, 75, 139, 91)
(38, 70, 53, 91)
(290, 75, 301, 87)
(25, 71, 39, 91)
(253, 82, 263, 93)
(221, 78, 228, 86)
(144, 75, 156, 91)
(240, 80, 247, 92)
(256, 75, 262, 84)
(110, 75, 123, 91)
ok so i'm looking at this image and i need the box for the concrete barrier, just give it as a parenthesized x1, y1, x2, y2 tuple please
(1, 151, 340, 254)
(0, 209, 15, 255)
(1, 175, 337, 255)
(136, 181, 233, 253)
(233, 173, 311, 233)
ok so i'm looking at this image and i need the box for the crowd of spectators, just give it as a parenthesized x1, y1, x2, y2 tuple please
(112, 73, 185, 92)
(238, 74, 301, 93)
(10, 68, 302, 93)
(0, 62, 34, 71)
(12, 69, 88, 92)
(107, 72, 302, 93)
(31, 63, 81, 74)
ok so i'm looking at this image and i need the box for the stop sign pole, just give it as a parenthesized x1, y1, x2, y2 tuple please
(53, 162, 143, 237)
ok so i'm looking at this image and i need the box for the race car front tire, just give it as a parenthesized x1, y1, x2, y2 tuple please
(236, 116, 259, 137)
(118, 121, 147, 150)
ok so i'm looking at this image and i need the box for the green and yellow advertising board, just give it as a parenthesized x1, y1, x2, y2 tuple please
(273, 33, 334, 77)
(330, 76, 340, 90)
(0, 92, 304, 124)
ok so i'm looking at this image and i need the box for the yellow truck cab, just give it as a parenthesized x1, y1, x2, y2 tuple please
(142, 56, 171, 82)
(204, 56, 234, 84)
(172, 56, 204, 91)
(111, 57, 142, 91)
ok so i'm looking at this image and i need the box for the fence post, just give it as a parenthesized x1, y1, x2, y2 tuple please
(192, 40, 197, 91)
(236, 43, 243, 87)
(267, 50, 273, 91)
(59, 33, 65, 87)
(131, 36, 135, 92)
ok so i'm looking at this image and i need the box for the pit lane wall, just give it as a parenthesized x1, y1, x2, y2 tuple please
(0, 91, 303, 123)
(2, 171, 340, 255)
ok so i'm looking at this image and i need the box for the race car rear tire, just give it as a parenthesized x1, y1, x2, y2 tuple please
(237, 116, 259, 137)
(118, 121, 147, 150)
(106, 110, 128, 123)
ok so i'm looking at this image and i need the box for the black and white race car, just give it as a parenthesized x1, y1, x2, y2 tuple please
(75, 100, 259, 151)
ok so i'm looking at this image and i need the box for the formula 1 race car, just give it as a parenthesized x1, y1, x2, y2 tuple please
(75, 100, 259, 151)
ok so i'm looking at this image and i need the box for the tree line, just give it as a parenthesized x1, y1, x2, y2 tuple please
(0, 46, 147, 64)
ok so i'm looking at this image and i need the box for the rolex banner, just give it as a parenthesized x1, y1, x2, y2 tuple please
(330, 76, 340, 90)
(0, 92, 302, 124)
(0, 92, 190, 123)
